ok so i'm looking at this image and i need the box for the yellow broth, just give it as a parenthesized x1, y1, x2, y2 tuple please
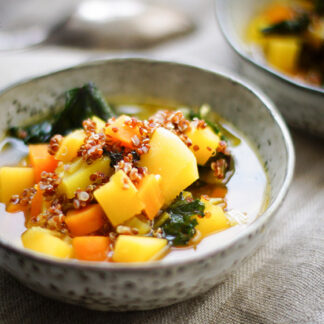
(0, 104, 269, 260)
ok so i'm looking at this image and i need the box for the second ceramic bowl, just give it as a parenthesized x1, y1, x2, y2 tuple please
(215, 0, 324, 138)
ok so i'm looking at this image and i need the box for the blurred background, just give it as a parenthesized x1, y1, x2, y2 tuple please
(0, 0, 237, 88)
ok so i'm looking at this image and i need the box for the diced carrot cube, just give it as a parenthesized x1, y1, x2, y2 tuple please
(6, 203, 28, 214)
(29, 144, 58, 182)
(105, 115, 140, 148)
(30, 187, 43, 218)
(138, 174, 164, 220)
(264, 4, 295, 23)
(72, 236, 109, 261)
(65, 204, 105, 236)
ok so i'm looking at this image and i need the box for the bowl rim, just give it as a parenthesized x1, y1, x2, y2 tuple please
(0, 58, 295, 271)
(214, 0, 324, 95)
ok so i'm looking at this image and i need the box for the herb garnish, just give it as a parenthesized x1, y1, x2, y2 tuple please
(161, 193, 205, 246)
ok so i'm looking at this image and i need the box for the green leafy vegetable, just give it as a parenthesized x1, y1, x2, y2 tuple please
(52, 82, 115, 135)
(9, 82, 115, 144)
(10, 121, 53, 144)
(153, 212, 170, 229)
(161, 193, 205, 246)
(261, 14, 310, 35)
(107, 150, 139, 167)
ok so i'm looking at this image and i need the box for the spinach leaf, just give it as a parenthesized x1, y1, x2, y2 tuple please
(51, 82, 115, 136)
(161, 193, 205, 246)
(10, 121, 53, 144)
(261, 14, 310, 35)
(9, 82, 115, 144)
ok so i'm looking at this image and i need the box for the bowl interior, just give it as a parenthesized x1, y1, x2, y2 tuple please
(0, 59, 294, 264)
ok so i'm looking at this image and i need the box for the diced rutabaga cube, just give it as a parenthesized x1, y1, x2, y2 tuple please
(265, 37, 300, 72)
(55, 130, 85, 163)
(113, 235, 168, 262)
(0, 167, 34, 204)
(94, 170, 145, 226)
(186, 122, 219, 165)
(195, 198, 230, 237)
(22, 227, 73, 259)
(59, 156, 112, 199)
(91, 116, 106, 132)
(124, 215, 151, 235)
(138, 127, 198, 204)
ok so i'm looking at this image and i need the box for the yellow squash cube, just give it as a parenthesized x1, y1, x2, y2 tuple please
(22, 227, 73, 259)
(59, 156, 112, 199)
(55, 129, 85, 163)
(195, 199, 230, 238)
(246, 16, 269, 45)
(91, 116, 106, 131)
(56, 157, 83, 178)
(94, 170, 145, 226)
(186, 122, 219, 165)
(265, 37, 300, 73)
(138, 127, 198, 204)
(124, 216, 151, 235)
(0, 167, 34, 204)
(113, 235, 168, 262)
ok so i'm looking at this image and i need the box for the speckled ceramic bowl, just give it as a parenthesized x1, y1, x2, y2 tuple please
(215, 0, 324, 138)
(0, 59, 294, 311)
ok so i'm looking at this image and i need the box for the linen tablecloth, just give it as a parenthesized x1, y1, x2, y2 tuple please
(0, 1, 323, 323)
